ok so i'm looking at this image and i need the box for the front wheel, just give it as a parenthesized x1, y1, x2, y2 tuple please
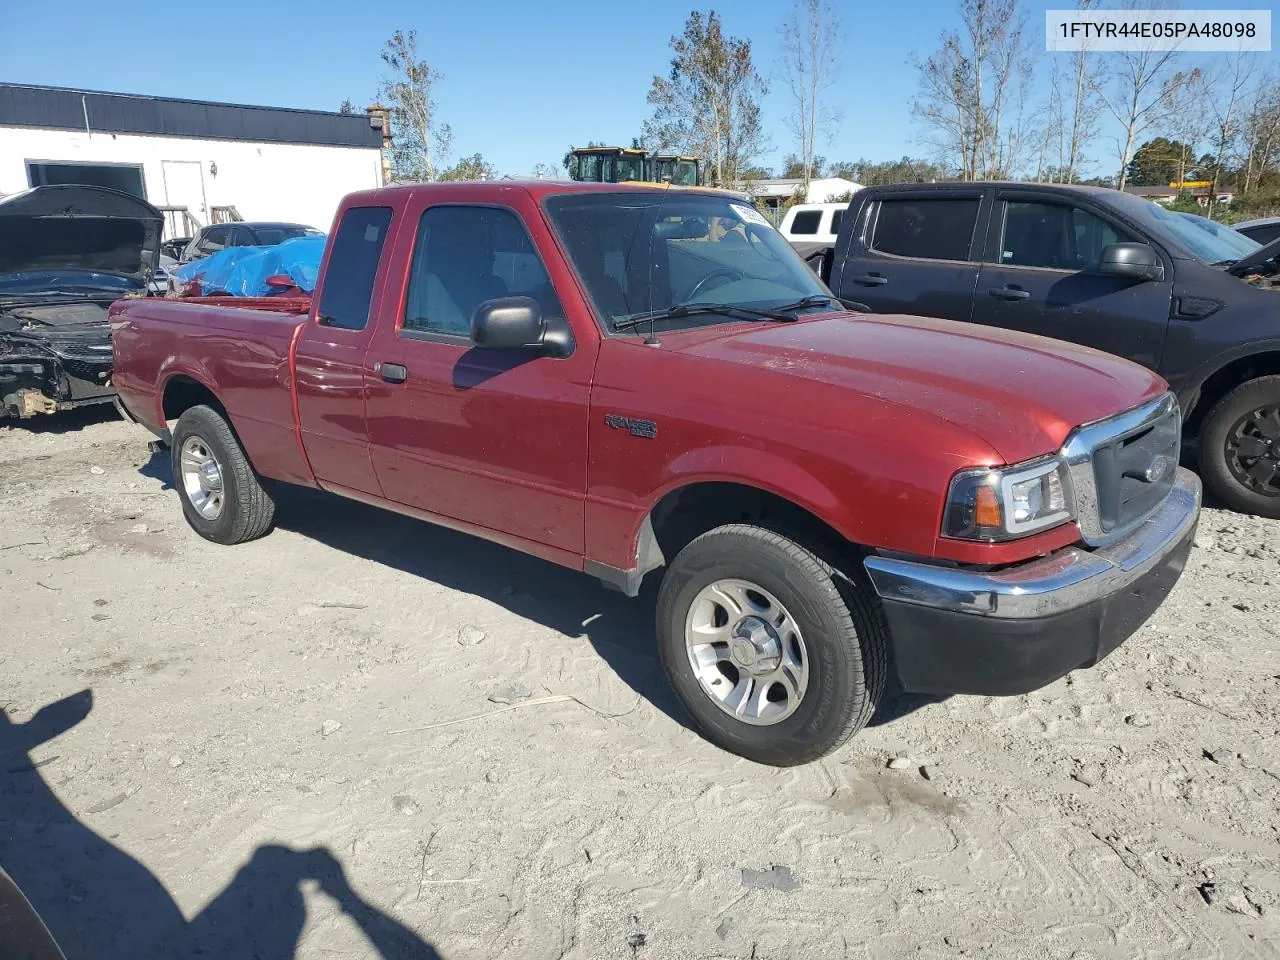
(655, 524, 887, 766)
(1199, 376, 1280, 519)
(171, 404, 276, 544)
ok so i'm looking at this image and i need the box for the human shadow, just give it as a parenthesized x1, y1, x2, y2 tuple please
(0, 690, 442, 960)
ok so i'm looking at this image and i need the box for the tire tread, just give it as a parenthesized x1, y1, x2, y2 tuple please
(1199, 374, 1280, 519)
(172, 404, 275, 544)
(657, 523, 888, 765)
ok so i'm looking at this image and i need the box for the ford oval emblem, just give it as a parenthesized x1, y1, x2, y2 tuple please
(1143, 454, 1172, 484)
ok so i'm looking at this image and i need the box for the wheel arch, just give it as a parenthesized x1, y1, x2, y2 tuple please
(589, 479, 868, 597)
(161, 372, 228, 425)
(1181, 344, 1280, 437)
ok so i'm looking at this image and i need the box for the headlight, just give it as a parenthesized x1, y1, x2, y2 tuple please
(942, 457, 1074, 541)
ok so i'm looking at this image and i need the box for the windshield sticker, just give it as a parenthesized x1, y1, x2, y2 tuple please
(730, 203, 771, 228)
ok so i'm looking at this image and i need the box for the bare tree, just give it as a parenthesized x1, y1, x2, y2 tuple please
(644, 11, 768, 185)
(1036, 63, 1067, 181)
(380, 29, 452, 182)
(779, 0, 841, 195)
(1061, 0, 1104, 182)
(1240, 73, 1280, 194)
(1093, 2, 1181, 189)
(912, 0, 1029, 180)
(1203, 52, 1258, 214)
(1159, 69, 1211, 190)
(913, 35, 978, 178)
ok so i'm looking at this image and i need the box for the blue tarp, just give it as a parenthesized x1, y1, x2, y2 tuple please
(173, 234, 327, 296)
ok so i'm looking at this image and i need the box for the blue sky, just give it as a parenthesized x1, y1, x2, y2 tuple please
(2, 0, 1276, 178)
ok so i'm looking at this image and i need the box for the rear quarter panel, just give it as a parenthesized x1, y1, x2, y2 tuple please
(110, 298, 313, 485)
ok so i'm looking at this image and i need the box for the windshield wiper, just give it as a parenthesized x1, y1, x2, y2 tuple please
(771, 294, 843, 313)
(613, 301, 800, 332)
(1210, 259, 1239, 267)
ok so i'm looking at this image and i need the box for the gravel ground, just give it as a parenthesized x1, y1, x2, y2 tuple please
(1, 409, 1277, 960)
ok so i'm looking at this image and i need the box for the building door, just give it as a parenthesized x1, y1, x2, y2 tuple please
(159, 160, 208, 234)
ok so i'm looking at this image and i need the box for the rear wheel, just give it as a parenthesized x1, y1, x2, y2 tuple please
(655, 524, 887, 766)
(1199, 376, 1280, 519)
(171, 404, 275, 544)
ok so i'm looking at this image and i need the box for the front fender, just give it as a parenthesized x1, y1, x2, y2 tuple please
(1177, 338, 1280, 419)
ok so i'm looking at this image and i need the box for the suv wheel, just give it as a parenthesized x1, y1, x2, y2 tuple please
(1200, 375, 1280, 519)
(655, 524, 887, 766)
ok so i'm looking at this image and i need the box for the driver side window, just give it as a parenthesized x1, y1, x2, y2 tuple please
(402, 205, 565, 338)
(1000, 201, 1132, 270)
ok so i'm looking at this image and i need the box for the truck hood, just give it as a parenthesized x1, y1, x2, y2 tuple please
(0, 185, 163, 292)
(675, 313, 1169, 464)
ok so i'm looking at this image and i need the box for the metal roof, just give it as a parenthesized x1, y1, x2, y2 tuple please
(0, 83, 384, 149)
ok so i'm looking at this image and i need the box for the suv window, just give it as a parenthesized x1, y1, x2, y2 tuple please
(198, 226, 229, 255)
(403, 205, 564, 337)
(228, 226, 256, 247)
(872, 198, 979, 261)
(1000, 201, 1133, 270)
(830, 208, 845, 236)
(789, 210, 822, 235)
(315, 206, 392, 331)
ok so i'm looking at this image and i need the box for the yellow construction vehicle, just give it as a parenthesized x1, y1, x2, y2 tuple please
(652, 155, 703, 187)
(567, 147, 706, 187)
(566, 146, 651, 185)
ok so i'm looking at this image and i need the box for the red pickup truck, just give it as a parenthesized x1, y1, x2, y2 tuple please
(111, 181, 1201, 766)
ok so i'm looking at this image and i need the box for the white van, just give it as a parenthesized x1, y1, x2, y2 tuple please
(778, 203, 848, 244)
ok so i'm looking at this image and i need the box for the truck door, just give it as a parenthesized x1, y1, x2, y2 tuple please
(831, 190, 987, 322)
(362, 193, 595, 556)
(973, 191, 1173, 371)
(294, 204, 397, 497)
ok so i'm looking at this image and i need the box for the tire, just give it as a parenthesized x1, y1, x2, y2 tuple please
(170, 404, 276, 544)
(655, 524, 887, 766)
(1199, 375, 1280, 519)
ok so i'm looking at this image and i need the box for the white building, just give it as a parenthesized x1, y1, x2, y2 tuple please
(0, 84, 387, 239)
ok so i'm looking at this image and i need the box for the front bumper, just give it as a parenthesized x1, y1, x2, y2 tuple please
(863, 467, 1201, 696)
(0, 336, 114, 417)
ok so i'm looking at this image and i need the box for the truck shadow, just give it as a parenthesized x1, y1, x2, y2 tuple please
(1, 405, 119, 435)
(263, 483, 938, 734)
(267, 484, 690, 730)
(1, 690, 443, 959)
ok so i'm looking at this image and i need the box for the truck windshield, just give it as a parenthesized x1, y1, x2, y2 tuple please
(1112, 195, 1262, 265)
(0, 270, 140, 296)
(544, 191, 833, 332)
(1175, 212, 1260, 263)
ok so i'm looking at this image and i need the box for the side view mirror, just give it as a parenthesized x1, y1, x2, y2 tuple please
(1097, 242, 1164, 282)
(470, 297, 572, 357)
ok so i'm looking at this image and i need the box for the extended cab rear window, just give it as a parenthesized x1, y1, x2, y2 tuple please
(871, 198, 979, 261)
(316, 206, 393, 330)
(789, 210, 822, 235)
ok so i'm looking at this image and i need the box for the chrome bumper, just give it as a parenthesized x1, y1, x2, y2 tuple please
(864, 467, 1201, 620)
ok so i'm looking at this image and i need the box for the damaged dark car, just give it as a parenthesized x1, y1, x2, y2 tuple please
(0, 185, 161, 419)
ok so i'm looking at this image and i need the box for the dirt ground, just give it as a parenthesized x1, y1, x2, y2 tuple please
(1, 409, 1277, 960)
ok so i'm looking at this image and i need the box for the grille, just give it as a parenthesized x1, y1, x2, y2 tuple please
(1063, 393, 1181, 547)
